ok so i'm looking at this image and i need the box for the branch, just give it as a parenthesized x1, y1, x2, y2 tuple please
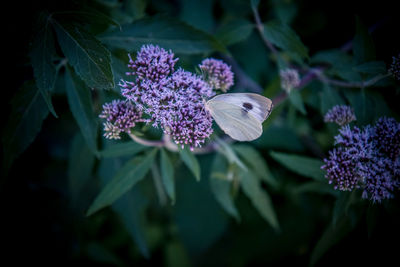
(128, 131, 228, 155)
(315, 73, 390, 88)
(251, 5, 279, 58)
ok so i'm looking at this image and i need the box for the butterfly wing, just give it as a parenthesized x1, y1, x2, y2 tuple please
(206, 101, 263, 141)
(208, 93, 273, 122)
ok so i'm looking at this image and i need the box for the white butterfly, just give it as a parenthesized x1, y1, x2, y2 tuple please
(205, 93, 273, 141)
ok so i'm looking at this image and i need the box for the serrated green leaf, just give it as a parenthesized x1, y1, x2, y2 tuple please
(217, 19, 254, 46)
(65, 67, 98, 154)
(233, 144, 278, 189)
(2, 82, 49, 173)
(100, 16, 226, 54)
(160, 149, 175, 203)
(353, 61, 386, 74)
(55, 10, 121, 30)
(87, 148, 157, 216)
(288, 89, 306, 115)
(53, 21, 114, 90)
(263, 21, 308, 59)
(30, 17, 58, 117)
(270, 151, 325, 181)
(353, 17, 375, 64)
(240, 169, 279, 230)
(179, 147, 201, 181)
(68, 133, 95, 208)
(210, 154, 240, 221)
(100, 141, 146, 158)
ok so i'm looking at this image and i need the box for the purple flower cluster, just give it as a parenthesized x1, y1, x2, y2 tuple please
(322, 117, 400, 202)
(117, 45, 224, 149)
(324, 105, 357, 126)
(280, 68, 300, 93)
(389, 54, 400, 81)
(99, 100, 146, 139)
(126, 44, 178, 81)
(199, 58, 234, 92)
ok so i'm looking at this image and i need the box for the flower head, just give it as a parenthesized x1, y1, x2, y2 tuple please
(389, 54, 400, 81)
(127, 45, 178, 82)
(322, 117, 400, 203)
(324, 105, 357, 126)
(99, 100, 146, 139)
(199, 58, 234, 92)
(280, 68, 300, 93)
(322, 147, 361, 191)
(372, 117, 400, 160)
(117, 45, 225, 149)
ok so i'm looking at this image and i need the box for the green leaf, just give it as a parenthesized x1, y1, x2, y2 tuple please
(216, 19, 254, 46)
(180, 0, 214, 32)
(240, 169, 279, 230)
(160, 149, 175, 203)
(353, 17, 375, 64)
(292, 181, 338, 197)
(209, 154, 240, 221)
(319, 83, 345, 115)
(250, 0, 260, 10)
(310, 215, 355, 265)
(215, 138, 247, 171)
(311, 49, 352, 67)
(233, 144, 278, 189)
(53, 21, 114, 90)
(65, 67, 98, 154)
(30, 16, 58, 117)
(263, 21, 308, 59)
(113, 188, 150, 258)
(254, 125, 305, 152)
(179, 147, 201, 181)
(55, 10, 121, 30)
(288, 89, 306, 115)
(270, 151, 325, 181)
(353, 61, 386, 75)
(100, 141, 146, 158)
(99, 16, 226, 54)
(2, 82, 49, 173)
(68, 133, 95, 208)
(87, 148, 158, 216)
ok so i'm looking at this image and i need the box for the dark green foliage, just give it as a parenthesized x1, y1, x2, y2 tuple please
(3, 0, 400, 266)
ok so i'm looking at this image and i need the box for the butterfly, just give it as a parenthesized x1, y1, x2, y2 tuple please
(205, 93, 273, 141)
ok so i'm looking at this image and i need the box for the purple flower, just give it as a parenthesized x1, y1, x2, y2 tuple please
(322, 117, 400, 203)
(118, 45, 219, 149)
(99, 100, 146, 139)
(322, 147, 361, 191)
(389, 54, 400, 81)
(372, 117, 400, 160)
(280, 68, 300, 93)
(199, 58, 234, 92)
(324, 105, 357, 126)
(126, 45, 178, 82)
(360, 158, 400, 203)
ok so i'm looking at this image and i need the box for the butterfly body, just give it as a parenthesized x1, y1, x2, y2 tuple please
(205, 93, 273, 141)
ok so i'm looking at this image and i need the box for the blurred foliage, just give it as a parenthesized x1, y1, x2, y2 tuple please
(2, 0, 400, 266)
